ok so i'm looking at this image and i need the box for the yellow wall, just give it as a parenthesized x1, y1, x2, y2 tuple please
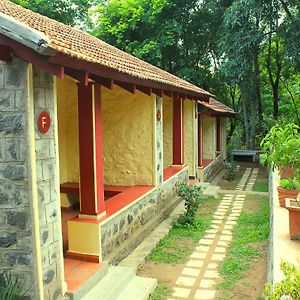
(184, 100, 195, 176)
(163, 96, 173, 169)
(102, 86, 155, 186)
(56, 77, 80, 207)
(203, 116, 216, 159)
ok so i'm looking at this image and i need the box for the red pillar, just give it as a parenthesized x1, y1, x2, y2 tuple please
(77, 82, 105, 217)
(198, 114, 203, 167)
(216, 117, 221, 153)
(173, 95, 184, 165)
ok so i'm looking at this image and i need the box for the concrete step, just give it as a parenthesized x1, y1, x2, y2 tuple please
(117, 276, 157, 300)
(66, 263, 109, 300)
(203, 185, 220, 197)
(80, 266, 135, 300)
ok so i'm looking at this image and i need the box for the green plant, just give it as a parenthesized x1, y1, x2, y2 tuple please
(263, 262, 300, 299)
(224, 161, 237, 181)
(149, 284, 171, 300)
(279, 178, 300, 190)
(177, 183, 203, 226)
(260, 123, 300, 174)
(0, 271, 25, 300)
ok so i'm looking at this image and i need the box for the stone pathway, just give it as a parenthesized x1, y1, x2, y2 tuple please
(168, 167, 258, 300)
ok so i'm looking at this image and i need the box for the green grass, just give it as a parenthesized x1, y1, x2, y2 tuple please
(147, 197, 219, 264)
(253, 180, 269, 192)
(149, 284, 171, 300)
(217, 195, 269, 291)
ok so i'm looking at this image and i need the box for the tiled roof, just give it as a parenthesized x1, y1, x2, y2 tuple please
(199, 98, 236, 116)
(0, 0, 212, 98)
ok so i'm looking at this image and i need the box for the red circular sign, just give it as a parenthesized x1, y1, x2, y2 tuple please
(38, 111, 51, 134)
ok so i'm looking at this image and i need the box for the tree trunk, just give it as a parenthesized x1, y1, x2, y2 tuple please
(254, 49, 263, 129)
(240, 84, 251, 150)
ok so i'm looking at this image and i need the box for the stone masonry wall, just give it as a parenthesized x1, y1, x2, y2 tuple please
(100, 168, 188, 264)
(33, 67, 64, 300)
(203, 153, 224, 182)
(0, 58, 39, 298)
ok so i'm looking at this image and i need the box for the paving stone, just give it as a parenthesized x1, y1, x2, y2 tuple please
(214, 211, 226, 215)
(199, 239, 214, 246)
(217, 241, 229, 247)
(182, 267, 201, 277)
(186, 260, 204, 268)
(230, 213, 240, 217)
(220, 235, 232, 242)
(204, 234, 216, 239)
(226, 220, 237, 225)
(210, 224, 220, 229)
(176, 276, 196, 287)
(211, 220, 222, 225)
(199, 279, 216, 289)
(227, 216, 238, 221)
(191, 252, 207, 260)
(213, 215, 224, 220)
(224, 194, 234, 197)
(206, 229, 218, 234)
(172, 287, 191, 298)
(221, 230, 232, 236)
(223, 224, 233, 230)
(211, 254, 225, 261)
(194, 289, 216, 300)
(196, 245, 210, 252)
(215, 247, 226, 253)
(207, 263, 218, 270)
(203, 270, 219, 279)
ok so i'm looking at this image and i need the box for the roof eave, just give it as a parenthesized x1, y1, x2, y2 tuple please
(0, 12, 55, 55)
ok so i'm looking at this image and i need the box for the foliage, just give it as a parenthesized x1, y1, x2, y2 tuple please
(11, 0, 92, 26)
(224, 161, 238, 181)
(279, 178, 300, 190)
(177, 183, 203, 226)
(218, 195, 269, 291)
(263, 262, 300, 300)
(0, 272, 25, 300)
(149, 284, 171, 300)
(260, 123, 300, 172)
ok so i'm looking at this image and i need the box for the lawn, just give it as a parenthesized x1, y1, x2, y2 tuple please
(147, 195, 220, 264)
(216, 195, 270, 299)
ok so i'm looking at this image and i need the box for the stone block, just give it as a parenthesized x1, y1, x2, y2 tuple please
(43, 266, 56, 286)
(5, 251, 32, 267)
(46, 202, 57, 224)
(35, 139, 50, 160)
(16, 232, 32, 249)
(0, 163, 26, 181)
(33, 88, 46, 108)
(48, 241, 59, 265)
(6, 209, 29, 230)
(5, 138, 19, 161)
(15, 89, 26, 109)
(49, 139, 56, 158)
(0, 90, 15, 111)
(45, 88, 54, 110)
(42, 159, 55, 180)
(0, 232, 17, 249)
(0, 114, 25, 136)
(0, 138, 5, 161)
(38, 181, 51, 204)
(41, 247, 50, 268)
(40, 224, 54, 247)
(36, 160, 43, 182)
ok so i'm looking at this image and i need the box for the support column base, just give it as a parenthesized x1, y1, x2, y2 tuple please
(68, 218, 102, 261)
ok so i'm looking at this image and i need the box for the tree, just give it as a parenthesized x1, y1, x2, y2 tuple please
(11, 0, 91, 27)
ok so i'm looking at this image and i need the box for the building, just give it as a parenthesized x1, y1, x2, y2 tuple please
(0, 1, 235, 299)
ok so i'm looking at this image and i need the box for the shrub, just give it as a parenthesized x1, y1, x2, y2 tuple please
(0, 271, 25, 300)
(177, 183, 203, 226)
(263, 262, 300, 300)
(224, 161, 237, 181)
(279, 178, 300, 190)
